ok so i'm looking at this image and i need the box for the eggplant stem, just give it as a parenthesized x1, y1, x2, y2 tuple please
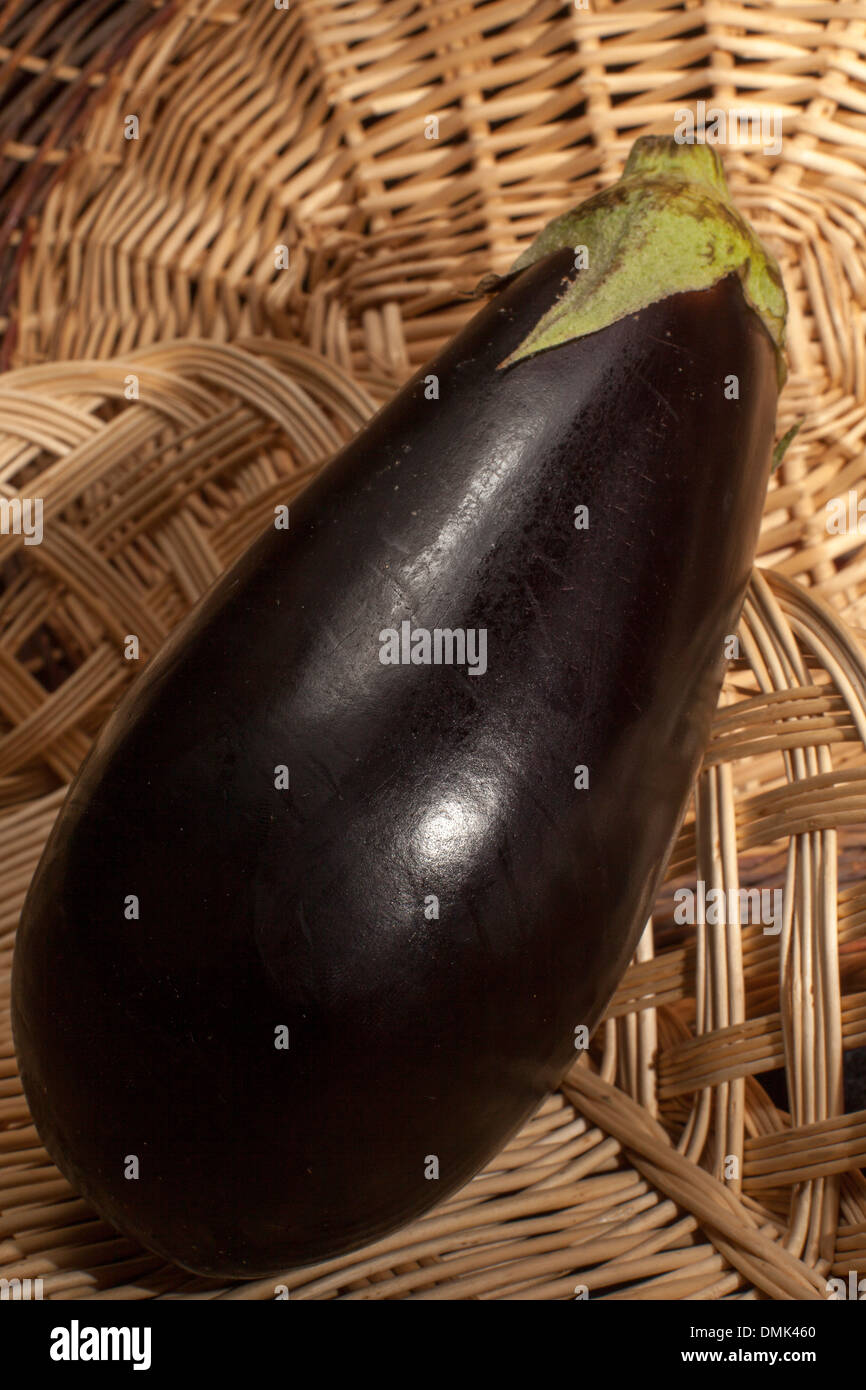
(490, 134, 788, 387)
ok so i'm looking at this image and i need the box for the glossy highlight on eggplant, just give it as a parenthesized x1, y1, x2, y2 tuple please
(12, 143, 785, 1278)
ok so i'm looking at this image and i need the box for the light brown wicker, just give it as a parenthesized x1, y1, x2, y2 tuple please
(1, 0, 866, 1300)
(5, 0, 866, 620)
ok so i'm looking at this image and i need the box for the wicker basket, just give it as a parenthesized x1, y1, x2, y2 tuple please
(1, 0, 866, 1300)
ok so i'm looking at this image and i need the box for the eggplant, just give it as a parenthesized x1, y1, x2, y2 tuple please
(12, 137, 787, 1278)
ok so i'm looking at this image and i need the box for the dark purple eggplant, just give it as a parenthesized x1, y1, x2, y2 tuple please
(12, 138, 787, 1277)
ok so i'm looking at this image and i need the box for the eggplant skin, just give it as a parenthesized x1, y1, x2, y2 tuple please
(12, 248, 778, 1278)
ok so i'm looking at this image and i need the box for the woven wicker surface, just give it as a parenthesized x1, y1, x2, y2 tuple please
(1, 0, 866, 1299)
(0, 0, 175, 366)
(4, 0, 866, 618)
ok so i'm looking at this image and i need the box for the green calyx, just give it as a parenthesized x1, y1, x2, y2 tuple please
(493, 136, 788, 385)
